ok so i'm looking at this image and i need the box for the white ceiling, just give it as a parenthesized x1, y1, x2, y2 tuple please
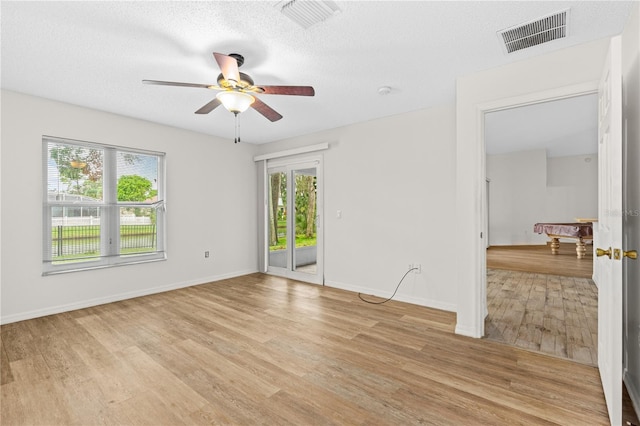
(485, 93, 599, 158)
(1, 1, 633, 145)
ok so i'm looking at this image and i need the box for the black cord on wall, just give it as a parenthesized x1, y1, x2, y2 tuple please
(358, 267, 418, 305)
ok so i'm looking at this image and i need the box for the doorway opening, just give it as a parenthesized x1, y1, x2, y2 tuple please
(482, 93, 600, 365)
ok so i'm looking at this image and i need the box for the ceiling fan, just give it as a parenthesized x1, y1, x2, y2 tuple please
(143, 52, 315, 143)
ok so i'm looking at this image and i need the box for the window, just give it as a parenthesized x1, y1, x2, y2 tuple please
(43, 136, 165, 274)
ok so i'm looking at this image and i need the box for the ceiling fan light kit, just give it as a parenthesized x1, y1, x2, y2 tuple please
(216, 91, 255, 113)
(143, 51, 315, 143)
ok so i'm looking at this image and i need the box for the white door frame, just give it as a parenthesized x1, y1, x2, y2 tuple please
(472, 81, 599, 338)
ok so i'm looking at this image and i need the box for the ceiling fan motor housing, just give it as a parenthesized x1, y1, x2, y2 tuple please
(228, 53, 244, 67)
(216, 72, 256, 90)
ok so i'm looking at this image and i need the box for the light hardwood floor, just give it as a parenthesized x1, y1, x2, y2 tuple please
(486, 243, 597, 365)
(486, 243, 593, 279)
(1, 273, 610, 425)
(485, 243, 597, 365)
(486, 244, 640, 425)
(485, 269, 598, 365)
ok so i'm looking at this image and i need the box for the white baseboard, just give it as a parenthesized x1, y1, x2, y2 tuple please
(0, 269, 257, 325)
(3, 272, 459, 328)
(324, 279, 456, 313)
(454, 323, 483, 338)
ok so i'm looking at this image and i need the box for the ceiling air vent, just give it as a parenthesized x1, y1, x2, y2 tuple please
(497, 9, 570, 54)
(275, 0, 341, 29)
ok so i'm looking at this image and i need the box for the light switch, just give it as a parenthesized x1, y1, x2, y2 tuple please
(336, 210, 342, 219)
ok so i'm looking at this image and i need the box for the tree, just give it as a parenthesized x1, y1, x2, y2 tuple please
(269, 173, 282, 246)
(50, 144, 141, 197)
(117, 175, 156, 202)
(50, 145, 93, 195)
(82, 180, 103, 200)
(294, 175, 316, 238)
(303, 176, 316, 238)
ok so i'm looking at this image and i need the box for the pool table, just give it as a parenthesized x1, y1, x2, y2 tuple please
(533, 222, 594, 259)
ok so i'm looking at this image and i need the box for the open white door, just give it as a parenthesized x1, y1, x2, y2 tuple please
(596, 35, 623, 426)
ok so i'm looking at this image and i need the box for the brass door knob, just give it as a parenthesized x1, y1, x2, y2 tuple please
(624, 250, 638, 260)
(596, 247, 612, 259)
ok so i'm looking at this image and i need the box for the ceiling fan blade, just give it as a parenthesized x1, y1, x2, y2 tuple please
(259, 86, 315, 96)
(143, 79, 213, 89)
(250, 97, 283, 122)
(195, 98, 222, 114)
(213, 52, 240, 86)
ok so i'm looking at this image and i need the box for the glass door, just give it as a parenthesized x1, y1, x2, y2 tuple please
(267, 168, 288, 270)
(266, 159, 322, 284)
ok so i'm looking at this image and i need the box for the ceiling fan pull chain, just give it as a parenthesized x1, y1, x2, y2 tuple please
(234, 112, 240, 143)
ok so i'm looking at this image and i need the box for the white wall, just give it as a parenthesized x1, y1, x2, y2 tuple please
(456, 38, 611, 337)
(255, 105, 458, 312)
(0, 90, 258, 323)
(487, 151, 598, 246)
(622, 1, 640, 415)
(487, 149, 547, 245)
(546, 153, 598, 223)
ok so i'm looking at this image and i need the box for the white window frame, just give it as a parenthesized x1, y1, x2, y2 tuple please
(43, 136, 166, 275)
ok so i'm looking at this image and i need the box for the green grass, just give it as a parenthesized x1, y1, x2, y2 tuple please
(269, 219, 316, 251)
(52, 224, 156, 238)
(269, 235, 316, 251)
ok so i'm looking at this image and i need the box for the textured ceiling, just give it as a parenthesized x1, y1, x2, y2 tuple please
(0, 1, 634, 145)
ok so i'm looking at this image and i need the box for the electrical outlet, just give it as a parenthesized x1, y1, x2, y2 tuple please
(204, 251, 210, 258)
(414, 264, 421, 274)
